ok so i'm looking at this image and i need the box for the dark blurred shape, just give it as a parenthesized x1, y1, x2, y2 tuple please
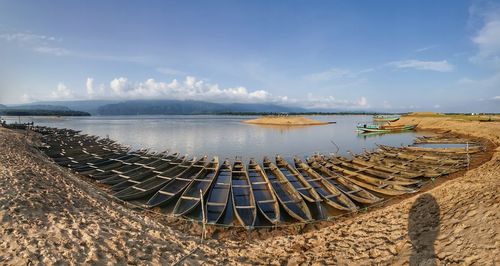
(408, 193, 440, 266)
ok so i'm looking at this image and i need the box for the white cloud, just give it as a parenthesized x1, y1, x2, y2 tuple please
(110, 77, 130, 95)
(472, 20, 500, 57)
(493, 96, 500, 100)
(104, 76, 274, 103)
(459, 4, 500, 100)
(0, 32, 69, 56)
(50, 83, 74, 99)
(86, 78, 94, 97)
(20, 93, 34, 103)
(414, 45, 438, 53)
(458, 71, 500, 89)
(303, 68, 353, 82)
(156, 67, 185, 76)
(19, 75, 371, 109)
(1, 30, 146, 63)
(82, 76, 369, 109)
(357, 97, 368, 107)
(0, 32, 59, 43)
(248, 90, 270, 101)
(434, 104, 441, 108)
(470, 7, 500, 67)
(388, 59, 454, 72)
(33, 46, 70, 56)
(303, 67, 375, 82)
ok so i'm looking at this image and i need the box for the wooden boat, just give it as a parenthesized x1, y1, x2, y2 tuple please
(262, 157, 312, 222)
(275, 155, 322, 203)
(293, 157, 358, 211)
(319, 160, 414, 196)
(400, 145, 482, 154)
(110, 155, 191, 191)
(247, 159, 280, 225)
(306, 160, 382, 204)
(327, 157, 422, 185)
(356, 124, 416, 133)
(145, 156, 210, 207)
(172, 158, 221, 216)
(373, 115, 400, 122)
(67, 151, 131, 168)
(54, 151, 115, 166)
(90, 155, 155, 180)
(375, 146, 466, 165)
(413, 136, 478, 145)
(97, 153, 179, 183)
(97, 158, 162, 184)
(349, 156, 431, 178)
(105, 155, 165, 175)
(115, 155, 210, 201)
(325, 156, 421, 186)
(354, 154, 448, 178)
(73, 153, 137, 172)
(356, 131, 403, 138)
(205, 160, 232, 224)
(230, 160, 257, 228)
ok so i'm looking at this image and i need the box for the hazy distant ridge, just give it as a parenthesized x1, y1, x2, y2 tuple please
(97, 100, 305, 115)
(1, 103, 90, 116)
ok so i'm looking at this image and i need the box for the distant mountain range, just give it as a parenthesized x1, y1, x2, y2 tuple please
(97, 100, 306, 115)
(12, 100, 118, 115)
(3, 100, 308, 115)
(0, 103, 90, 116)
(2, 99, 432, 116)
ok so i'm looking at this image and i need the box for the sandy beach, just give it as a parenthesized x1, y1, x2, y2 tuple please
(1, 115, 499, 265)
(243, 116, 332, 126)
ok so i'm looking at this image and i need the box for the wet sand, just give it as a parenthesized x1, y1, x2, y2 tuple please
(0, 114, 499, 265)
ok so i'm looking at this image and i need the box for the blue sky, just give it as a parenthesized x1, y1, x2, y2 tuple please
(0, 0, 499, 112)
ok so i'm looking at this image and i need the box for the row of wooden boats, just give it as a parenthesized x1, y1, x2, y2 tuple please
(1, 121, 34, 130)
(32, 126, 483, 228)
(413, 135, 480, 145)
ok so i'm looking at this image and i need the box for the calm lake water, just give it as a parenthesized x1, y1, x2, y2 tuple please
(3, 115, 427, 160)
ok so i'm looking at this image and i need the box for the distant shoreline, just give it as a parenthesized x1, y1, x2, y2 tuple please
(2, 112, 498, 117)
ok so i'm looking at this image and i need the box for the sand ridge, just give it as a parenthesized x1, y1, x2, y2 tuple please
(243, 116, 332, 126)
(0, 115, 499, 265)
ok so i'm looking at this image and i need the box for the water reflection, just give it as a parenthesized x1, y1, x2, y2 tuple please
(3, 115, 422, 159)
(246, 123, 314, 134)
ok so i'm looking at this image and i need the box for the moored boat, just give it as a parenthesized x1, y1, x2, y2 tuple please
(319, 160, 414, 196)
(293, 157, 358, 211)
(306, 159, 382, 204)
(356, 123, 416, 133)
(205, 160, 232, 224)
(99, 154, 183, 185)
(247, 159, 280, 225)
(373, 115, 400, 122)
(145, 156, 210, 207)
(263, 157, 312, 222)
(172, 157, 221, 216)
(111, 155, 190, 192)
(230, 160, 257, 228)
(327, 156, 422, 185)
(275, 155, 322, 203)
